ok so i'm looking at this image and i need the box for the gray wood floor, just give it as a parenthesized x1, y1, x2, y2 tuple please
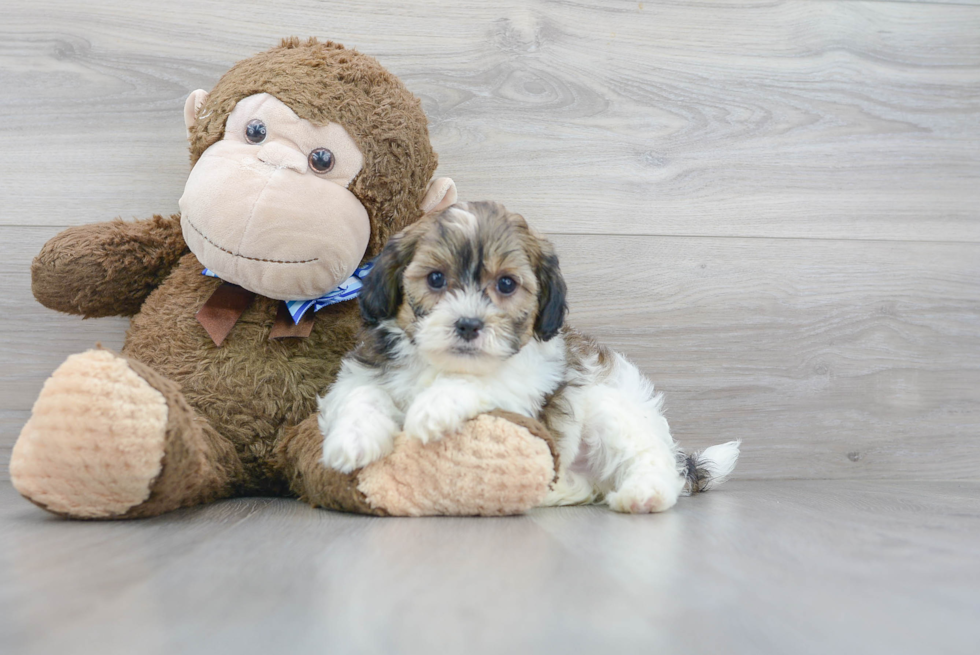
(1, 1, 978, 653)
(2, 481, 978, 655)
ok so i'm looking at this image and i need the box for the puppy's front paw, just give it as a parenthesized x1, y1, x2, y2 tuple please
(322, 413, 399, 474)
(403, 395, 473, 445)
(606, 469, 684, 514)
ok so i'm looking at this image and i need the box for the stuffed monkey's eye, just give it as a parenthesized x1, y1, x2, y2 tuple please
(427, 271, 446, 290)
(496, 276, 517, 295)
(309, 148, 335, 173)
(245, 120, 267, 144)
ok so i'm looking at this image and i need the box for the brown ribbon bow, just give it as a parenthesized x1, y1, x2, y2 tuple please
(196, 282, 315, 347)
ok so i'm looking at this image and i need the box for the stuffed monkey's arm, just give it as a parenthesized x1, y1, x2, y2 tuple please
(31, 214, 187, 317)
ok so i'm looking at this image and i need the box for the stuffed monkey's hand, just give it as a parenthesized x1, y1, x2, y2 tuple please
(32, 214, 186, 317)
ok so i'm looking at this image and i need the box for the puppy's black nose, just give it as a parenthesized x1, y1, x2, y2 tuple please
(455, 317, 483, 341)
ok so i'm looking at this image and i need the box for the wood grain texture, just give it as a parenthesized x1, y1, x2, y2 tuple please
(2, 481, 978, 655)
(3, 227, 978, 480)
(1, 0, 978, 483)
(556, 234, 980, 480)
(2, 4, 978, 654)
(0, 0, 978, 240)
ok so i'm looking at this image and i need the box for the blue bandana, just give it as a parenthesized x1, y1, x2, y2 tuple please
(202, 261, 373, 325)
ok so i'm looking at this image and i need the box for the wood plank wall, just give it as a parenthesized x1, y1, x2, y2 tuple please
(1, 0, 978, 481)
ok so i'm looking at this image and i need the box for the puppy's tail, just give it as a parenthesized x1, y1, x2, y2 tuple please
(679, 440, 741, 494)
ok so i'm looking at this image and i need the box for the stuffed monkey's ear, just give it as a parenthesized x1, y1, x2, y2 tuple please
(184, 89, 210, 134)
(359, 228, 420, 326)
(533, 243, 568, 342)
(420, 177, 457, 214)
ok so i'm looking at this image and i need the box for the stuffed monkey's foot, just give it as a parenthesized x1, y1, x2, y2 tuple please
(11, 349, 241, 519)
(280, 410, 559, 517)
(11, 349, 169, 518)
(358, 411, 558, 517)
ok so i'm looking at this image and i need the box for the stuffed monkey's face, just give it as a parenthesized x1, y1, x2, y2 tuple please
(179, 93, 370, 300)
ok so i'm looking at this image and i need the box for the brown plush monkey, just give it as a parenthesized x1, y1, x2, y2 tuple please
(10, 39, 558, 519)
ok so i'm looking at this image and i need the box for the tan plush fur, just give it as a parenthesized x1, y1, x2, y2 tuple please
(357, 413, 556, 517)
(12, 39, 558, 519)
(11, 350, 169, 518)
(276, 411, 557, 517)
(189, 37, 438, 259)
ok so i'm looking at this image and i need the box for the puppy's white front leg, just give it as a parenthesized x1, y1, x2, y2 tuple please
(320, 381, 401, 474)
(403, 380, 486, 444)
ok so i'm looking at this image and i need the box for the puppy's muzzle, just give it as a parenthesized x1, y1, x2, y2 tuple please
(454, 317, 483, 342)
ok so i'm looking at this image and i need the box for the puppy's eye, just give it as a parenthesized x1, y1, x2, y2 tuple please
(496, 276, 518, 295)
(309, 148, 335, 173)
(427, 271, 446, 290)
(245, 119, 267, 144)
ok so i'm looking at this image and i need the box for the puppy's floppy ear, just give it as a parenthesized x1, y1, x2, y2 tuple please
(533, 242, 567, 341)
(360, 228, 419, 326)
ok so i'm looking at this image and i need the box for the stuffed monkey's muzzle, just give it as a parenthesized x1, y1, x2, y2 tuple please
(179, 141, 370, 301)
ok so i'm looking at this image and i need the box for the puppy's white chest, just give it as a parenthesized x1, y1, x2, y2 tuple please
(385, 338, 566, 419)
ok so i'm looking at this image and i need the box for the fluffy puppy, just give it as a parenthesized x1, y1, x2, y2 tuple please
(319, 201, 739, 513)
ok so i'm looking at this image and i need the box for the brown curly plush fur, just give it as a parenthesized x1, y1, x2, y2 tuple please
(32, 214, 187, 318)
(122, 251, 365, 495)
(14, 39, 558, 519)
